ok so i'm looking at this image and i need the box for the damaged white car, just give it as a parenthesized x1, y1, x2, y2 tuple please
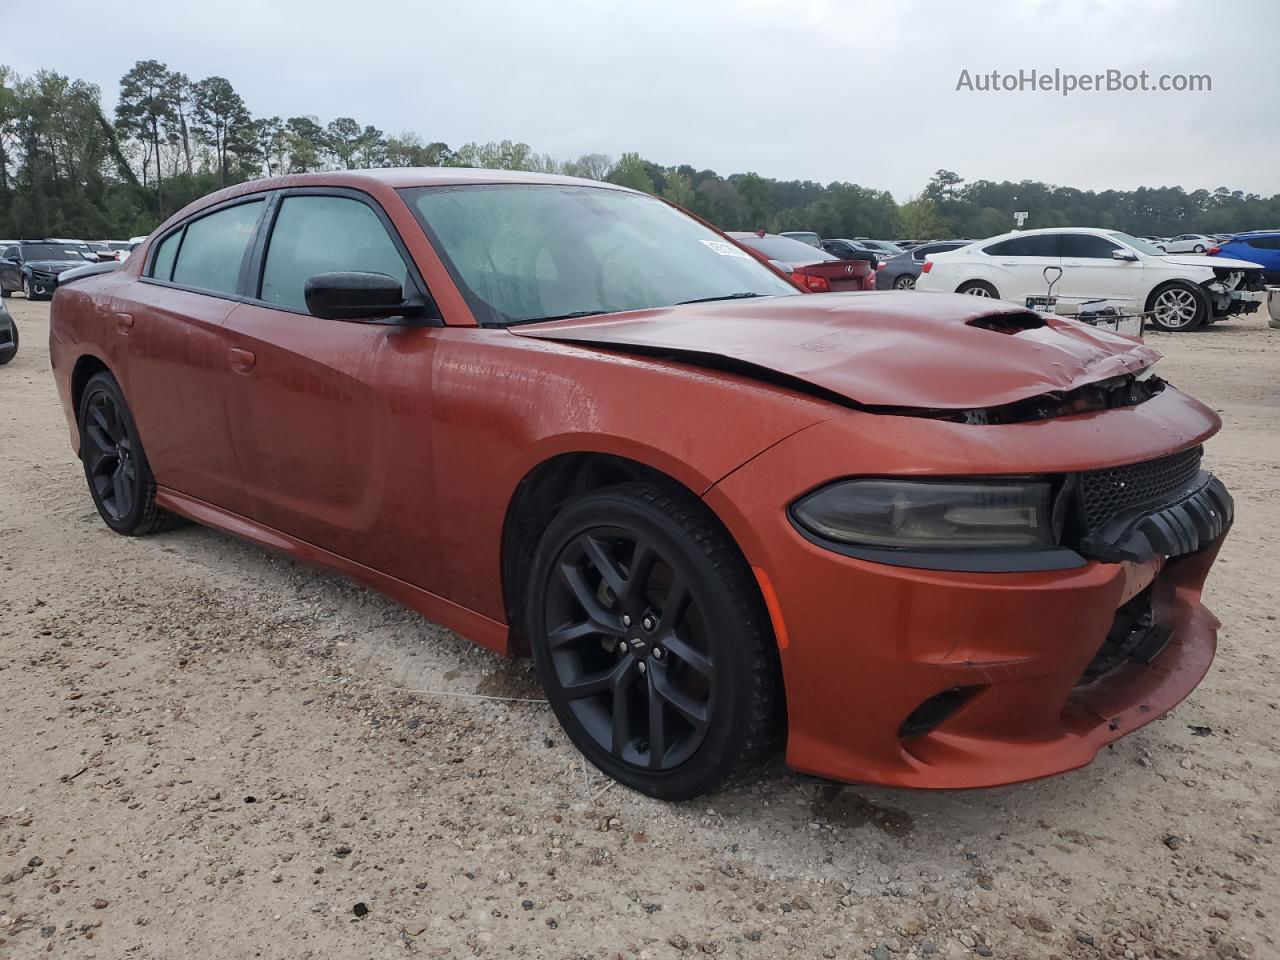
(916, 227, 1266, 332)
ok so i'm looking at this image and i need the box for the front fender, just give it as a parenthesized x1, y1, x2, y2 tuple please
(427, 329, 833, 620)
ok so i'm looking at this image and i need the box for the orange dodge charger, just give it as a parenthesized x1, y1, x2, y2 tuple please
(49, 170, 1232, 800)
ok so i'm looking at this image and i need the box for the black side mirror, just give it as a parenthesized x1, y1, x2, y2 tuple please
(304, 271, 423, 322)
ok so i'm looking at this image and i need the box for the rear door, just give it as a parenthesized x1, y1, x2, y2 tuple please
(219, 188, 446, 591)
(981, 234, 1061, 303)
(1057, 233, 1144, 308)
(121, 197, 267, 513)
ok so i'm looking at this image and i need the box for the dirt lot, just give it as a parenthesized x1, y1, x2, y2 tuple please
(0, 295, 1276, 960)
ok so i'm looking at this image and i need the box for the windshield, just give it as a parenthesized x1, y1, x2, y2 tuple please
(402, 184, 798, 325)
(21, 244, 90, 261)
(1108, 232, 1165, 256)
(736, 235, 840, 262)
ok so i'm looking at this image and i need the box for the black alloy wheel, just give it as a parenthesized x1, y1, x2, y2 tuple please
(82, 385, 138, 522)
(77, 372, 182, 535)
(528, 482, 781, 800)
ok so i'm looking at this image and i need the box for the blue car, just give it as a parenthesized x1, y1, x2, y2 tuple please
(1212, 231, 1280, 284)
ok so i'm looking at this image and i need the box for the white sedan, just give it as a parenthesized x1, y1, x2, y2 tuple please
(1162, 233, 1218, 254)
(916, 227, 1266, 331)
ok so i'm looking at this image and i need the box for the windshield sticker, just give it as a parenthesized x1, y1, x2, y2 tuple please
(700, 239, 750, 259)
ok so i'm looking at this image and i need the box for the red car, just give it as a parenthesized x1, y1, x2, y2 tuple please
(728, 230, 877, 292)
(50, 170, 1231, 800)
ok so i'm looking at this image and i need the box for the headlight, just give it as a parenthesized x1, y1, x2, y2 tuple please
(791, 479, 1055, 550)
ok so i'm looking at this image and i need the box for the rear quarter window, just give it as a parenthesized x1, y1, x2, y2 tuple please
(1245, 236, 1280, 250)
(149, 232, 180, 281)
(984, 235, 1059, 257)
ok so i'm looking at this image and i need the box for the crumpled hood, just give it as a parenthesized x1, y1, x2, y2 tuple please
(1162, 254, 1261, 271)
(512, 291, 1161, 410)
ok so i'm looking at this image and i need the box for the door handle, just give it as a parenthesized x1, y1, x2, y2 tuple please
(113, 312, 134, 334)
(229, 347, 257, 373)
(999, 262, 1017, 267)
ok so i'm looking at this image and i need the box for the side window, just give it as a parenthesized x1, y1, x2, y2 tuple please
(984, 235, 1058, 257)
(914, 243, 953, 260)
(1059, 234, 1121, 259)
(2, 246, 17, 260)
(149, 231, 181, 281)
(259, 194, 410, 311)
(170, 200, 266, 296)
(1247, 236, 1280, 250)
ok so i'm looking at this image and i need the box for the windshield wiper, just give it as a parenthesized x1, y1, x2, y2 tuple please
(675, 292, 764, 305)
(507, 310, 609, 326)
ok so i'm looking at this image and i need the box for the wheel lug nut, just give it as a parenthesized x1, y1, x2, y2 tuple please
(652, 647, 665, 661)
(642, 616, 656, 631)
(637, 661, 647, 674)
(621, 614, 632, 628)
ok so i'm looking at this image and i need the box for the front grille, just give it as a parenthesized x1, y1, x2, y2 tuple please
(1077, 446, 1203, 534)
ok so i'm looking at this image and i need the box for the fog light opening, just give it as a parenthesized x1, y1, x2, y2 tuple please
(898, 686, 984, 740)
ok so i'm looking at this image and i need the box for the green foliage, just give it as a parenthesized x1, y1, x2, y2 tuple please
(3, 59, 1280, 243)
(895, 197, 950, 239)
(607, 153, 655, 193)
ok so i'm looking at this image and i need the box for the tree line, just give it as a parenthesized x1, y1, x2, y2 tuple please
(1, 60, 1278, 241)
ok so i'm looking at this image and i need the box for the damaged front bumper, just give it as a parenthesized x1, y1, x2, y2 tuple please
(706, 388, 1230, 789)
(1207, 269, 1265, 318)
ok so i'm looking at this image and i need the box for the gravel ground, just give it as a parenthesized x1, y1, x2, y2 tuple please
(1, 296, 1276, 960)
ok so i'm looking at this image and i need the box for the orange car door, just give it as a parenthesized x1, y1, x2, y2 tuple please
(219, 189, 445, 592)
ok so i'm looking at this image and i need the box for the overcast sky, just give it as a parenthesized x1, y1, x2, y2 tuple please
(12, 0, 1278, 200)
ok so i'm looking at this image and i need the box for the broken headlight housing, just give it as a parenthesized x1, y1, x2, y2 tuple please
(791, 479, 1055, 550)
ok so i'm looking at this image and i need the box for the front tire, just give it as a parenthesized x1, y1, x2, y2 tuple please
(527, 482, 782, 800)
(957, 280, 999, 298)
(0, 321, 17, 365)
(77, 372, 183, 535)
(1147, 281, 1208, 332)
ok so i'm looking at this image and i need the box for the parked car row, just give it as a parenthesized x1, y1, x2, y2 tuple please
(766, 222, 1276, 331)
(914, 227, 1266, 331)
(1, 241, 101, 300)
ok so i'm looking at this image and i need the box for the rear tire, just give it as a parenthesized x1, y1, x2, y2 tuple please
(527, 482, 782, 800)
(1193, 244, 1206, 254)
(957, 280, 999, 299)
(77, 371, 183, 536)
(1146, 281, 1208, 332)
(892, 274, 916, 290)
